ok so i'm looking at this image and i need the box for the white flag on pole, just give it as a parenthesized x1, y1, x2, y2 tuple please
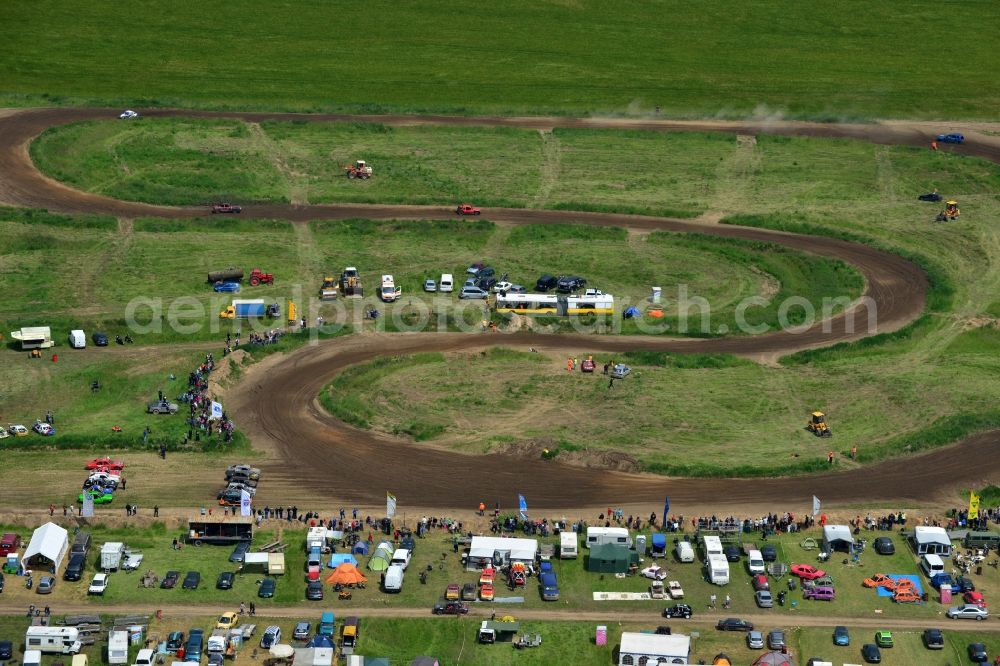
(240, 489, 252, 517)
(210, 402, 224, 421)
(386, 492, 397, 518)
(812, 495, 821, 517)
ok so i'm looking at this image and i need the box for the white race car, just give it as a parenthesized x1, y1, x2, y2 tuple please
(0, 426, 9, 439)
(32, 422, 55, 436)
(119, 109, 139, 119)
(9, 424, 29, 437)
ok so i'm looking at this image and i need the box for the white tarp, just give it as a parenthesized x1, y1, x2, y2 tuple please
(21, 522, 69, 572)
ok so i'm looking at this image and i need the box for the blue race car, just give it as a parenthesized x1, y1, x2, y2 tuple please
(214, 282, 241, 293)
(937, 133, 964, 144)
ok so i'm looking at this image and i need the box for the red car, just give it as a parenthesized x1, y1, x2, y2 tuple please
(86, 457, 124, 471)
(752, 574, 770, 591)
(791, 564, 827, 580)
(432, 601, 469, 615)
(965, 591, 987, 608)
(211, 203, 243, 214)
(581, 358, 596, 373)
(455, 204, 481, 216)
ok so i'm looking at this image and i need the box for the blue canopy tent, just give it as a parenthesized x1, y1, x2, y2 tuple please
(623, 306, 641, 319)
(352, 541, 370, 556)
(328, 553, 359, 568)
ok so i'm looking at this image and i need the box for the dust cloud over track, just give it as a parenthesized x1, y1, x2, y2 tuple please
(2, 107, 998, 511)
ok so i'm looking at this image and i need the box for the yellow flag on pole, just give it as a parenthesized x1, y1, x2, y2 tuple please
(969, 492, 980, 521)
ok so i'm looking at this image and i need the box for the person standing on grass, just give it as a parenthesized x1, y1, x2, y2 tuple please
(851, 445, 857, 460)
(827, 450, 834, 464)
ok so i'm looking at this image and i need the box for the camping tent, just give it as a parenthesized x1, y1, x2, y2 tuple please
(367, 541, 394, 571)
(352, 541, 369, 556)
(586, 543, 636, 573)
(751, 650, 798, 666)
(328, 553, 358, 568)
(822, 524, 854, 553)
(21, 522, 69, 572)
(325, 563, 368, 586)
(410, 659, 440, 666)
(912, 526, 952, 556)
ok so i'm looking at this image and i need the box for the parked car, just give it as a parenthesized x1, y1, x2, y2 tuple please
(260, 626, 281, 649)
(459, 286, 489, 300)
(217, 612, 239, 630)
(216, 572, 234, 590)
(306, 580, 324, 600)
(752, 574, 770, 591)
(803, 585, 836, 601)
(166, 631, 185, 653)
(969, 642, 988, 662)
(535, 274, 558, 292)
(36, 576, 55, 594)
(423, 279, 437, 292)
(937, 133, 964, 144)
(186, 629, 204, 662)
(716, 618, 753, 632)
(161, 570, 180, 589)
(948, 603, 989, 620)
(432, 601, 469, 615)
(214, 282, 241, 293)
(833, 626, 850, 646)
(8, 424, 28, 437)
(86, 457, 124, 470)
(861, 643, 881, 663)
(507, 284, 527, 294)
(791, 564, 827, 580)
(225, 464, 261, 481)
(292, 622, 311, 641)
(922, 628, 944, 649)
(723, 545, 741, 562)
(610, 363, 631, 379)
(182, 571, 201, 590)
(755, 590, 773, 608)
(662, 604, 693, 619)
(955, 575, 975, 593)
(211, 203, 243, 214)
(0, 426, 9, 439)
(964, 590, 987, 607)
(229, 542, 250, 563)
(455, 204, 481, 216)
(555, 275, 586, 293)
(92, 332, 109, 346)
(918, 192, 943, 202)
(88, 573, 109, 595)
(148, 399, 179, 415)
(768, 629, 786, 650)
(872, 537, 895, 555)
(746, 631, 765, 650)
(258, 578, 276, 598)
(874, 631, 893, 648)
(761, 544, 777, 561)
(32, 422, 55, 436)
(581, 358, 595, 373)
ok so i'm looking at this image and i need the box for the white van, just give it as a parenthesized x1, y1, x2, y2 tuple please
(23, 651, 42, 666)
(69, 329, 86, 348)
(439, 273, 454, 293)
(560, 532, 578, 559)
(380, 275, 401, 302)
(747, 549, 765, 575)
(383, 564, 404, 592)
(921, 553, 945, 578)
(675, 541, 695, 563)
(390, 548, 411, 570)
(133, 649, 155, 666)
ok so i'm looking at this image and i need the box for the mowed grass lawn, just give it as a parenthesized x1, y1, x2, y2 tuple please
(1, 1, 998, 119)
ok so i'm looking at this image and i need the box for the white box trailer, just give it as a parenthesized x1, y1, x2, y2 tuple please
(585, 527, 632, 549)
(701, 535, 723, 557)
(306, 526, 327, 551)
(25, 627, 82, 654)
(560, 532, 578, 559)
(10, 326, 54, 350)
(706, 553, 730, 585)
(101, 542, 125, 570)
(108, 630, 129, 664)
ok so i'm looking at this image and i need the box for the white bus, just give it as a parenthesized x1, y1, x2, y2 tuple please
(566, 293, 614, 315)
(495, 293, 558, 314)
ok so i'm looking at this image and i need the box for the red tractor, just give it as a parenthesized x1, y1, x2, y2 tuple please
(248, 268, 274, 286)
(344, 160, 373, 179)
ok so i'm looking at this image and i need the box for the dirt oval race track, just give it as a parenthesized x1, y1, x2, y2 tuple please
(3, 107, 1000, 511)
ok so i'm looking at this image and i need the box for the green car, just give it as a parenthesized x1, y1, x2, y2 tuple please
(875, 631, 894, 648)
(78, 491, 113, 504)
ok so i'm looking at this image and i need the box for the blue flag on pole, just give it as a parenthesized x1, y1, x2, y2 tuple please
(518, 494, 528, 521)
(662, 496, 670, 528)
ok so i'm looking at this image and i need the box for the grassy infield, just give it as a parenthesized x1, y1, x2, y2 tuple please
(4, 522, 1000, 665)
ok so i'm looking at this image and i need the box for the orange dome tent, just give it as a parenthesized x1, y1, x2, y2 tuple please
(325, 562, 368, 586)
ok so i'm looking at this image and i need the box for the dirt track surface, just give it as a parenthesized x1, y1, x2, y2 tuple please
(3, 108, 1000, 511)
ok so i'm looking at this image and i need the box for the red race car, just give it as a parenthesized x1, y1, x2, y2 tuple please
(791, 564, 827, 580)
(581, 357, 596, 373)
(455, 204, 481, 216)
(211, 203, 243, 214)
(86, 457, 125, 471)
(964, 591, 987, 608)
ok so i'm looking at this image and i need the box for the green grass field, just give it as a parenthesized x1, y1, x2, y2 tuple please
(2, 1, 999, 119)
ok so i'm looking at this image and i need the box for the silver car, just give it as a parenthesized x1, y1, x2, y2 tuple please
(947, 604, 989, 620)
(755, 590, 773, 608)
(423, 279, 436, 292)
(767, 629, 786, 650)
(293, 622, 311, 641)
(746, 631, 765, 649)
(459, 286, 489, 300)
(610, 363, 631, 379)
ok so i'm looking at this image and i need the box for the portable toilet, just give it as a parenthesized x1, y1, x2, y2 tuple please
(941, 586, 952, 604)
(596, 625, 607, 647)
(651, 287, 662, 304)
(634, 534, 647, 556)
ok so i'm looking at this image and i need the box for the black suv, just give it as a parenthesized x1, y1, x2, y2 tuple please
(476, 277, 497, 291)
(535, 275, 558, 292)
(555, 276, 586, 293)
